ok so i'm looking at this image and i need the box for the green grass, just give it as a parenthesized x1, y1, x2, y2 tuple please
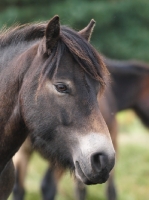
(9, 110, 149, 200)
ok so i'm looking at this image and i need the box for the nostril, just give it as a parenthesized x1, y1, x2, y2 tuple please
(91, 153, 108, 173)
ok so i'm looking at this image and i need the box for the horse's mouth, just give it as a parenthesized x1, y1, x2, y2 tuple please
(75, 161, 109, 185)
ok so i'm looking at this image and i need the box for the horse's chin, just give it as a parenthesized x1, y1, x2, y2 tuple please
(74, 161, 109, 185)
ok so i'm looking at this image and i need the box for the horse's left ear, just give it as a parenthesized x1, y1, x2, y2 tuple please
(79, 19, 96, 42)
(38, 15, 60, 55)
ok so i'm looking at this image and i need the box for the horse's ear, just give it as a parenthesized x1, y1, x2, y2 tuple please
(79, 19, 96, 42)
(38, 15, 60, 55)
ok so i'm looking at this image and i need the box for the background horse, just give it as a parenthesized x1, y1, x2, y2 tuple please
(12, 56, 149, 200)
(0, 15, 115, 199)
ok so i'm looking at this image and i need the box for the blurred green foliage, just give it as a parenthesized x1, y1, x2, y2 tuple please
(0, 0, 149, 61)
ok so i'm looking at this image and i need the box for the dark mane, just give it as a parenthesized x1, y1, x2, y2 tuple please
(0, 23, 46, 48)
(0, 23, 108, 90)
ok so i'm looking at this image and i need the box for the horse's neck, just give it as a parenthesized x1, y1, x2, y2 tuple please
(0, 42, 33, 120)
(104, 57, 149, 111)
(110, 71, 141, 111)
(111, 80, 135, 111)
(0, 41, 37, 171)
(0, 40, 37, 72)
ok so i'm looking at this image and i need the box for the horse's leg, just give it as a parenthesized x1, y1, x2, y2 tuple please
(106, 170, 117, 200)
(41, 165, 64, 200)
(0, 159, 15, 200)
(74, 179, 87, 200)
(12, 137, 33, 200)
(106, 118, 118, 200)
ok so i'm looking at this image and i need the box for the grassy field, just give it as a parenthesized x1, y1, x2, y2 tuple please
(9, 110, 149, 200)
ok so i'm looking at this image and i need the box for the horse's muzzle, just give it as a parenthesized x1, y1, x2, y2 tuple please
(73, 133, 115, 185)
(75, 153, 115, 184)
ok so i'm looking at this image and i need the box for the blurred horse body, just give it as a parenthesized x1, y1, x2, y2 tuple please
(0, 16, 116, 200)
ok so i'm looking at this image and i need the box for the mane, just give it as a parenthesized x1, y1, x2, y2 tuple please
(0, 23, 46, 48)
(103, 56, 149, 76)
(0, 23, 108, 90)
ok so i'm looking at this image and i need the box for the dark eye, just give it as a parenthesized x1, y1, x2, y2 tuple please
(55, 83, 69, 93)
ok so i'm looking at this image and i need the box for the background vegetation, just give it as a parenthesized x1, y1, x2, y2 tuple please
(2, 0, 149, 199)
(0, 0, 149, 61)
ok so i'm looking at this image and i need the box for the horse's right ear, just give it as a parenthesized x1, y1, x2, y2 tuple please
(79, 19, 95, 42)
(38, 15, 60, 55)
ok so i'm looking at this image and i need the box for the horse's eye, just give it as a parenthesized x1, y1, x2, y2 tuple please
(55, 83, 68, 93)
